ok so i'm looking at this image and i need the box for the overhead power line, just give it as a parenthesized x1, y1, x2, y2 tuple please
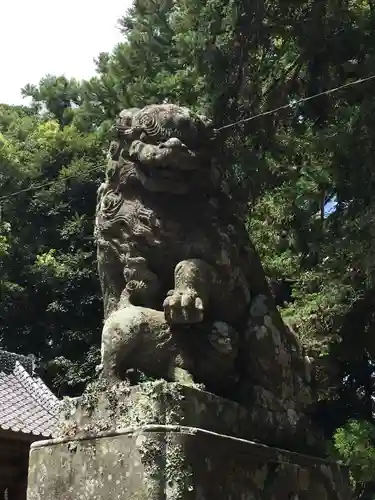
(215, 74, 375, 132)
(0, 165, 103, 203)
(1, 73, 375, 204)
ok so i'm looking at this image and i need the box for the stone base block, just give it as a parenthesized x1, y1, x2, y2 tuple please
(27, 425, 351, 500)
(58, 380, 324, 456)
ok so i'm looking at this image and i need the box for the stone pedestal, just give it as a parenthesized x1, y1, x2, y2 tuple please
(27, 382, 351, 500)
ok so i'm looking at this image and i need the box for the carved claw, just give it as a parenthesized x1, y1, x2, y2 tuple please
(163, 289, 204, 325)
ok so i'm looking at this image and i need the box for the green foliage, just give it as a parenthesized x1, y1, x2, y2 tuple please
(0, 222, 10, 257)
(0, 102, 105, 395)
(1, 4, 375, 471)
(334, 420, 375, 498)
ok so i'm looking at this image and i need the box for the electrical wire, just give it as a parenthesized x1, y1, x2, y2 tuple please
(1, 73, 375, 203)
(215, 74, 375, 132)
(0, 164, 103, 203)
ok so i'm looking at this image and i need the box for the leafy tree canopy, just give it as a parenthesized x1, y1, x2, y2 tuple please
(2, 1, 375, 493)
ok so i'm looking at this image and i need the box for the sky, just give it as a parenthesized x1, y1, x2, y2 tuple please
(1, 0, 131, 105)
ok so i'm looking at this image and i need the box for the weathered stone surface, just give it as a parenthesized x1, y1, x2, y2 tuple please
(58, 380, 324, 456)
(26, 103, 351, 500)
(28, 425, 351, 500)
(94, 103, 316, 442)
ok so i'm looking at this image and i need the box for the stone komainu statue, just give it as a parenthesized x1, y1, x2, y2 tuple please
(95, 103, 314, 429)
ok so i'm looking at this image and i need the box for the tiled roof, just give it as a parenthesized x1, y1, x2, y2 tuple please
(0, 350, 60, 438)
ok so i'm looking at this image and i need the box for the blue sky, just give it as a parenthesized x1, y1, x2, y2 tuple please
(1, 0, 130, 105)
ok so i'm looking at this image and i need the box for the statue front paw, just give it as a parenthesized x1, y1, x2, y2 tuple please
(163, 288, 204, 325)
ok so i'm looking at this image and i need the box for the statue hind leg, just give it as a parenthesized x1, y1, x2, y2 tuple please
(99, 305, 175, 382)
